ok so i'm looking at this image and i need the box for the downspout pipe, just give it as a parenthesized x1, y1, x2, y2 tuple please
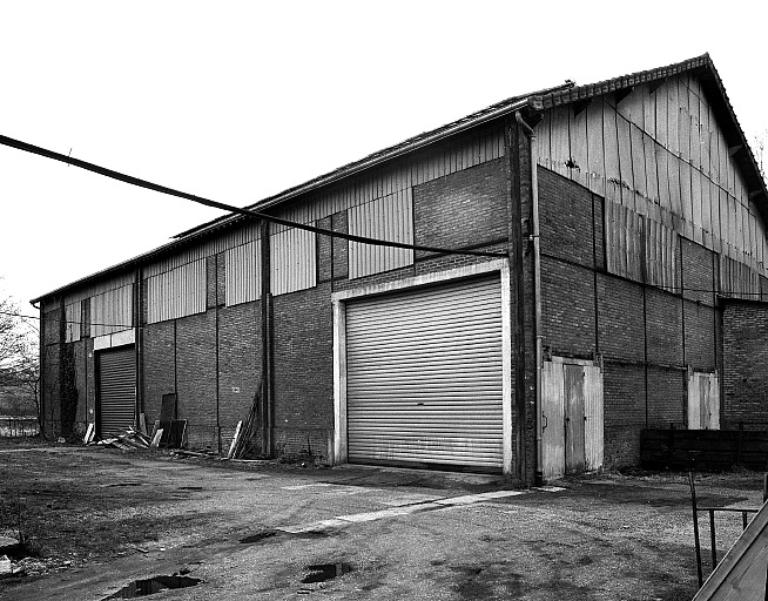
(515, 111, 544, 486)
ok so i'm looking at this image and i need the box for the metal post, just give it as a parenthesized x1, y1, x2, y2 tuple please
(709, 509, 717, 568)
(689, 472, 703, 587)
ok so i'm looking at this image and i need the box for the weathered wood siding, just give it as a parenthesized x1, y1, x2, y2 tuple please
(64, 301, 81, 343)
(537, 74, 766, 297)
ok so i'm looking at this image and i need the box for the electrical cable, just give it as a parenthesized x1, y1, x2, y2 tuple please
(0, 133, 507, 260)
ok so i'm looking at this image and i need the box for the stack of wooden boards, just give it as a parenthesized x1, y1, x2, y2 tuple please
(227, 386, 262, 460)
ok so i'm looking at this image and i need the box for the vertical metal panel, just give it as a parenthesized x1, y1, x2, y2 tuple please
(225, 240, 261, 306)
(65, 301, 81, 343)
(346, 277, 504, 469)
(541, 360, 566, 481)
(584, 364, 604, 471)
(270, 227, 316, 296)
(90, 285, 133, 337)
(348, 189, 414, 279)
(97, 346, 135, 437)
(146, 259, 206, 323)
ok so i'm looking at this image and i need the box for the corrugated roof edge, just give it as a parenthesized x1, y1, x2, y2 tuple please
(31, 52, 767, 303)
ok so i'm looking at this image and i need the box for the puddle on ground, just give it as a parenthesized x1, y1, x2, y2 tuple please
(240, 530, 279, 544)
(102, 575, 201, 599)
(301, 563, 353, 584)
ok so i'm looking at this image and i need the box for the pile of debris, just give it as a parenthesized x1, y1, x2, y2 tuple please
(92, 427, 153, 451)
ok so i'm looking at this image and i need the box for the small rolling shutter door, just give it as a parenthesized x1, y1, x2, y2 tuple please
(346, 276, 504, 469)
(98, 346, 136, 437)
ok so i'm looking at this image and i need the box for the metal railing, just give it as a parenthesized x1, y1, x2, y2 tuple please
(0, 416, 40, 438)
(689, 471, 765, 588)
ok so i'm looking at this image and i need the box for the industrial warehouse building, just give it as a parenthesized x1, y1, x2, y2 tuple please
(34, 54, 768, 483)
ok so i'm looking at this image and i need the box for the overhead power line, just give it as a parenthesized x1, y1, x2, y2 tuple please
(0, 310, 131, 329)
(0, 133, 507, 260)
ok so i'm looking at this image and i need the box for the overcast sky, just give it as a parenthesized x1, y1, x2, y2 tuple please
(1, 1, 766, 311)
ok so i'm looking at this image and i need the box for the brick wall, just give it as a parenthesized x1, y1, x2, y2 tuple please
(272, 283, 334, 461)
(723, 301, 768, 426)
(142, 320, 175, 426)
(218, 301, 261, 445)
(176, 311, 217, 449)
(538, 167, 722, 468)
(413, 158, 507, 256)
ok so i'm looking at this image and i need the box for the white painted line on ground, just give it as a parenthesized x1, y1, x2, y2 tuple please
(277, 490, 525, 533)
(434, 490, 525, 506)
(281, 483, 333, 491)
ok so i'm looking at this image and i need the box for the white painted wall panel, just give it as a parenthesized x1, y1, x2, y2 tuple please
(270, 228, 316, 296)
(225, 241, 261, 306)
(348, 189, 414, 279)
(146, 260, 206, 323)
(90, 285, 133, 337)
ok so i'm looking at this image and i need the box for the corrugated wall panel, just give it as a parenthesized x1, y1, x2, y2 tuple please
(146, 259, 206, 323)
(90, 285, 133, 338)
(346, 276, 504, 469)
(225, 240, 261, 306)
(270, 227, 316, 296)
(348, 189, 414, 279)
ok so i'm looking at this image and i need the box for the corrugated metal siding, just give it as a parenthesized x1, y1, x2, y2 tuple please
(65, 301, 81, 343)
(225, 240, 261, 306)
(97, 346, 135, 437)
(270, 228, 316, 296)
(271, 128, 504, 234)
(144, 222, 261, 278)
(645, 218, 679, 292)
(90, 285, 133, 338)
(63, 273, 135, 306)
(345, 276, 504, 469)
(348, 189, 414, 279)
(605, 201, 645, 282)
(146, 259, 206, 323)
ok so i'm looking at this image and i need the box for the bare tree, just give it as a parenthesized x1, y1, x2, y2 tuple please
(0, 294, 40, 422)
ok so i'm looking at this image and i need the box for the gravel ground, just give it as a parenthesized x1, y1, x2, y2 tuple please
(0, 438, 764, 600)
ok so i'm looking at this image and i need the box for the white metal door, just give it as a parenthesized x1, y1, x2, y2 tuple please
(688, 371, 720, 430)
(345, 276, 504, 469)
(541, 358, 603, 480)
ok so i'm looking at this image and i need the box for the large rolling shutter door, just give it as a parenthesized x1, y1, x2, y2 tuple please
(346, 276, 504, 469)
(98, 346, 136, 437)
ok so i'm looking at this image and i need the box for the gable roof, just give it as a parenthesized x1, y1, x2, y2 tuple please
(32, 53, 768, 303)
